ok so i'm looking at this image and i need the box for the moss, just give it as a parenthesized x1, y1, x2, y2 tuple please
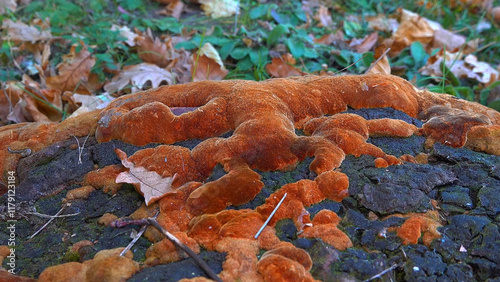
(63, 250, 80, 262)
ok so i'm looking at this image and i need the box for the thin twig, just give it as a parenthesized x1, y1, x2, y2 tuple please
(364, 47, 391, 74)
(334, 53, 370, 75)
(364, 264, 398, 282)
(304, 53, 370, 85)
(111, 214, 222, 282)
(120, 211, 159, 257)
(26, 211, 80, 219)
(233, 9, 239, 35)
(147, 217, 223, 282)
(29, 204, 69, 239)
(73, 134, 90, 164)
(255, 192, 287, 239)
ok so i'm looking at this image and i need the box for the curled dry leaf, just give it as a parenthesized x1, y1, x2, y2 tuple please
(104, 63, 175, 94)
(351, 32, 378, 53)
(386, 9, 435, 56)
(2, 81, 63, 123)
(366, 45, 391, 75)
(136, 28, 177, 68)
(2, 19, 52, 43)
(115, 149, 176, 206)
(45, 45, 96, 94)
(266, 53, 306, 78)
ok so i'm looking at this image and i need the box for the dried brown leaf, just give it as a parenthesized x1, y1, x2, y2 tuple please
(366, 45, 391, 75)
(115, 149, 176, 206)
(45, 45, 96, 94)
(353, 32, 379, 53)
(387, 9, 435, 56)
(2, 19, 52, 42)
(266, 54, 306, 78)
(192, 43, 228, 81)
(136, 29, 177, 68)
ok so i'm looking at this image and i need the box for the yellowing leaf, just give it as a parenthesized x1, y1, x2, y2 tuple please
(199, 43, 225, 69)
(115, 149, 176, 206)
(104, 63, 175, 93)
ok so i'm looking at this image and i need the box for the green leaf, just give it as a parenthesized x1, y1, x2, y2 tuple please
(334, 50, 352, 68)
(454, 87, 474, 101)
(249, 5, 271, 19)
(236, 56, 253, 71)
(286, 37, 305, 58)
(440, 62, 460, 87)
(152, 18, 182, 33)
(487, 100, 500, 111)
(343, 21, 362, 38)
(219, 41, 235, 60)
(230, 47, 250, 60)
(249, 46, 269, 66)
(175, 41, 197, 50)
(303, 48, 318, 59)
(267, 24, 289, 46)
(95, 53, 114, 63)
(410, 42, 427, 65)
(122, 0, 142, 10)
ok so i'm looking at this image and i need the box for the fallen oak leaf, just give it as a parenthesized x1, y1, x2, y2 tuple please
(45, 44, 96, 94)
(104, 63, 175, 94)
(115, 148, 177, 206)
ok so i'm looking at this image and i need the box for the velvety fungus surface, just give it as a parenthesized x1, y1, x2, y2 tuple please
(2, 74, 500, 281)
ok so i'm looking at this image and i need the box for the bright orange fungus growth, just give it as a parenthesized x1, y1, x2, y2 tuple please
(2, 74, 500, 280)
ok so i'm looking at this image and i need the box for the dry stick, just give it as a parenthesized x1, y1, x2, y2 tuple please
(26, 211, 80, 219)
(119, 211, 160, 257)
(364, 47, 391, 74)
(255, 193, 287, 239)
(29, 204, 68, 239)
(304, 53, 370, 85)
(363, 264, 398, 282)
(146, 217, 223, 282)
